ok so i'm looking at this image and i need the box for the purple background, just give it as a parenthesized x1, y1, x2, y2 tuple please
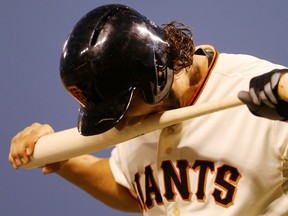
(2, 1, 288, 215)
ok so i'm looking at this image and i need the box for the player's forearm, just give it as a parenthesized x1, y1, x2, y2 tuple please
(55, 155, 140, 212)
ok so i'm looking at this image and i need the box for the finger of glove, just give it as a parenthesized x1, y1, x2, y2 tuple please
(271, 72, 282, 91)
(249, 88, 261, 105)
(259, 87, 276, 108)
(259, 72, 282, 107)
(250, 71, 282, 105)
(238, 91, 260, 111)
(249, 82, 277, 108)
(238, 91, 282, 120)
(263, 72, 283, 105)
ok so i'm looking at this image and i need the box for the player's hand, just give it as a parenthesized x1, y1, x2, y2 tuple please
(9, 123, 67, 174)
(238, 69, 288, 121)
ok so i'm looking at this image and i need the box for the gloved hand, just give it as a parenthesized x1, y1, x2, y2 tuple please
(238, 69, 288, 121)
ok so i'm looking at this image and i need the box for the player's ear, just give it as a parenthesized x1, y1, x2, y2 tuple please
(157, 71, 165, 86)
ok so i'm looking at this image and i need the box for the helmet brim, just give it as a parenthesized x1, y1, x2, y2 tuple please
(77, 86, 136, 136)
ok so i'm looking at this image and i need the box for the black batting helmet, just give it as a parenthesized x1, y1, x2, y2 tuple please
(60, 4, 174, 135)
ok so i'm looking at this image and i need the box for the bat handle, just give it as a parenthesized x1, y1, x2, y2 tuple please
(278, 73, 288, 102)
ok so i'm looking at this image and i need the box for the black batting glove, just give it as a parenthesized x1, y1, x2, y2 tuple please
(238, 69, 288, 121)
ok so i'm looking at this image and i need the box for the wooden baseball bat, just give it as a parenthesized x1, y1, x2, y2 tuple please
(23, 73, 288, 169)
(23, 96, 242, 169)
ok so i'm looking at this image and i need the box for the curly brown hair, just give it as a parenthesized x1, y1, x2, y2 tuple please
(161, 21, 195, 71)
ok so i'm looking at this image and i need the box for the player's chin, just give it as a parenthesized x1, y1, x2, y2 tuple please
(115, 116, 130, 131)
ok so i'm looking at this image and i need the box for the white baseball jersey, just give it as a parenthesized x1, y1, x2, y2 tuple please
(109, 45, 288, 215)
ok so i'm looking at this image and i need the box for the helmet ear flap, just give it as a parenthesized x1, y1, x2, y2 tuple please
(155, 67, 174, 103)
(142, 52, 174, 104)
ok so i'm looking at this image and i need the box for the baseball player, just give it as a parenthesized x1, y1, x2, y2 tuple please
(9, 4, 288, 216)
